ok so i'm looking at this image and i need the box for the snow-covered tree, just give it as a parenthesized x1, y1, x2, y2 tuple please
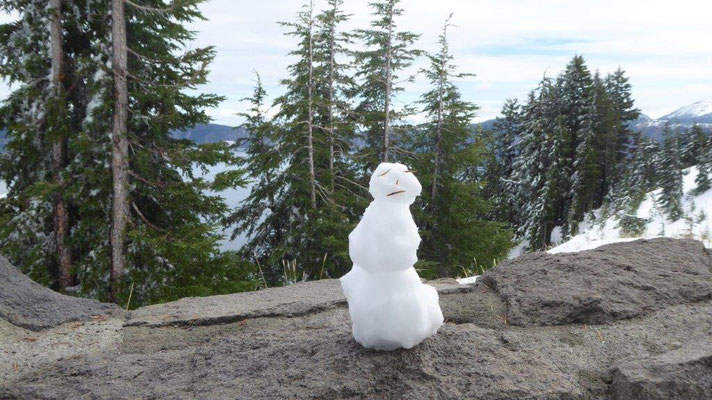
(694, 135, 712, 195)
(658, 124, 684, 221)
(490, 98, 521, 225)
(615, 134, 660, 213)
(681, 124, 708, 168)
(513, 85, 551, 249)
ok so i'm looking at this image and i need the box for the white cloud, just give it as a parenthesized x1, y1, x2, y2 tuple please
(1, 0, 711, 123)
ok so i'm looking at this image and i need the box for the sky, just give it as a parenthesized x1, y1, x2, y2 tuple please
(1, 0, 711, 126)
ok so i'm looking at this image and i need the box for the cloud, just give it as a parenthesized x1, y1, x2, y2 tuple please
(1, 0, 711, 123)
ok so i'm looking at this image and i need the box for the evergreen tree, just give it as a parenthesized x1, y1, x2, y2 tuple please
(229, 2, 360, 284)
(681, 124, 708, 167)
(224, 73, 282, 276)
(616, 134, 660, 213)
(410, 15, 511, 276)
(1, 0, 254, 305)
(314, 0, 355, 190)
(0, 0, 86, 288)
(658, 123, 684, 221)
(604, 67, 639, 174)
(490, 98, 521, 225)
(561, 56, 598, 234)
(591, 71, 617, 204)
(513, 87, 550, 249)
(694, 135, 712, 194)
(354, 0, 420, 164)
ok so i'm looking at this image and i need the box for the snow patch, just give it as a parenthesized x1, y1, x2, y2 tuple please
(549, 166, 712, 254)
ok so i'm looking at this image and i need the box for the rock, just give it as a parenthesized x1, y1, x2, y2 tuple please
(0, 256, 120, 331)
(128, 278, 470, 328)
(610, 341, 712, 400)
(2, 238, 712, 399)
(480, 238, 712, 326)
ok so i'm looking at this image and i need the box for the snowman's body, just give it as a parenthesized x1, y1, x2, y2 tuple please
(341, 162, 444, 350)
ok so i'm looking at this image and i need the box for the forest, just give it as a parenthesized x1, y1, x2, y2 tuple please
(0, 0, 710, 307)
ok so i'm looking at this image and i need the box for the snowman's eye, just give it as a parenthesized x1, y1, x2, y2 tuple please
(379, 169, 391, 177)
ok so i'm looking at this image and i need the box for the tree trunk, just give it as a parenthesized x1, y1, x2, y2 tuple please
(382, 11, 393, 163)
(110, 0, 130, 302)
(327, 2, 336, 190)
(430, 50, 446, 202)
(306, 1, 316, 209)
(49, 0, 72, 291)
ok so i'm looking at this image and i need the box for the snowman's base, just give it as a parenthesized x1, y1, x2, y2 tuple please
(340, 265, 444, 351)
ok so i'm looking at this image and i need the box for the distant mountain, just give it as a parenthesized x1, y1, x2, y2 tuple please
(478, 100, 712, 142)
(171, 123, 246, 144)
(0, 123, 244, 150)
(661, 99, 712, 123)
(632, 100, 712, 141)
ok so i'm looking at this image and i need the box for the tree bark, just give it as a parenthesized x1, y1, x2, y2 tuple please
(431, 43, 446, 202)
(110, 0, 130, 302)
(49, 0, 72, 291)
(306, 1, 316, 209)
(327, 1, 336, 190)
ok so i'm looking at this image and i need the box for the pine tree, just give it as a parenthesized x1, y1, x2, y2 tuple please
(681, 124, 707, 168)
(410, 15, 511, 276)
(0, 0, 86, 287)
(232, 2, 358, 284)
(0, 0, 252, 305)
(694, 135, 712, 194)
(658, 123, 684, 221)
(513, 87, 550, 249)
(591, 71, 617, 205)
(314, 0, 355, 189)
(561, 56, 597, 234)
(354, 0, 420, 164)
(605, 68, 639, 174)
(616, 134, 660, 213)
(490, 98, 521, 225)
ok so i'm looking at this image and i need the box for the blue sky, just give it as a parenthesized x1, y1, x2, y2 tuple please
(1, 0, 711, 126)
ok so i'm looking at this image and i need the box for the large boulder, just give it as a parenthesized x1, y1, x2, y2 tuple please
(610, 341, 712, 400)
(0, 256, 120, 331)
(480, 238, 712, 326)
(2, 238, 711, 399)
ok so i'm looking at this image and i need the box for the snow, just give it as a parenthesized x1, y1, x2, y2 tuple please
(549, 166, 712, 254)
(0, 180, 6, 199)
(340, 163, 444, 351)
(456, 275, 479, 285)
(663, 98, 712, 119)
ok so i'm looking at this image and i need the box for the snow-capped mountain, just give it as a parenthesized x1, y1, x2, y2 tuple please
(632, 99, 712, 141)
(477, 99, 712, 142)
(661, 99, 712, 123)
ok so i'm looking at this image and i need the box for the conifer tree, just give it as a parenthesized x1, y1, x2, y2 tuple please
(694, 135, 712, 195)
(1, 0, 249, 305)
(604, 67, 639, 170)
(48, 0, 72, 291)
(314, 0, 355, 189)
(513, 88, 550, 249)
(658, 124, 684, 221)
(410, 15, 511, 276)
(0, 0, 85, 287)
(616, 135, 660, 213)
(681, 124, 707, 167)
(562, 56, 597, 234)
(354, 0, 420, 164)
(490, 98, 521, 225)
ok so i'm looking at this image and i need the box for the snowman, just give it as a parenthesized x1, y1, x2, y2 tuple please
(340, 162, 444, 350)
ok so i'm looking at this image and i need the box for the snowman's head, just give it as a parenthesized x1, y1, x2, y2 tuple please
(369, 162, 422, 205)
